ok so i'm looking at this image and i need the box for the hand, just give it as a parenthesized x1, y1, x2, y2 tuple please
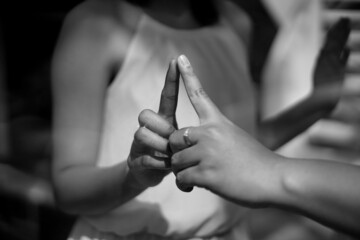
(169, 55, 280, 206)
(312, 18, 350, 109)
(127, 60, 180, 188)
(309, 19, 360, 152)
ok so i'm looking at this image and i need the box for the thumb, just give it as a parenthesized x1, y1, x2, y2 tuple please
(158, 59, 180, 127)
(177, 55, 221, 123)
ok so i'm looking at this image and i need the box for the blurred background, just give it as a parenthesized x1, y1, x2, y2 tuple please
(0, 0, 359, 240)
(1, 1, 81, 239)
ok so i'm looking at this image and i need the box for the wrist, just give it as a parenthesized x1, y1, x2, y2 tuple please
(261, 154, 294, 208)
(124, 163, 148, 191)
(267, 156, 314, 212)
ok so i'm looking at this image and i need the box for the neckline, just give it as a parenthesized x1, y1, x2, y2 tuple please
(140, 11, 224, 37)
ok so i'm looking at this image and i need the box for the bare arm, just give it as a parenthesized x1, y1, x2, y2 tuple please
(170, 55, 360, 238)
(274, 157, 360, 237)
(51, 4, 180, 215)
(51, 6, 143, 215)
(258, 18, 351, 150)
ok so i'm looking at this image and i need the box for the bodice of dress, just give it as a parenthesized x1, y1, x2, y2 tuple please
(82, 4, 257, 239)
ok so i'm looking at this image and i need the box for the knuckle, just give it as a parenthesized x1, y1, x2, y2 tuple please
(161, 91, 177, 100)
(169, 133, 180, 149)
(140, 155, 152, 168)
(170, 154, 179, 168)
(196, 168, 211, 187)
(138, 109, 153, 125)
(183, 69, 195, 78)
(177, 171, 198, 189)
(127, 157, 134, 168)
(134, 128, 147, 143)
(168, 132, 176, 143)
(205, 125, 220, 138)
(176, 171, 187, 184)
(129, 158, 141, 170)
(169, 143, 179, 154)
(166, 124, 176, 135)
(201, 169, 213, 183)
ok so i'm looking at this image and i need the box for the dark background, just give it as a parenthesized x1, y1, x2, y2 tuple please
(1, 2, 82, 240)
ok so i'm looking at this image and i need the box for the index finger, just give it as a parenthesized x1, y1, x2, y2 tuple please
(158, 59, 180, 126)
(177, 55, 221, 123)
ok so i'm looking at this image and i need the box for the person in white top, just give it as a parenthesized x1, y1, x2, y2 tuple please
(51, 0, 349, 239)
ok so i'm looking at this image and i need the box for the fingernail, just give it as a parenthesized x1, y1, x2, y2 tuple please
(179, 55, 190, 67)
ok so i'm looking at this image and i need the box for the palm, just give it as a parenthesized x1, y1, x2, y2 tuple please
(313, 18, 350, 104)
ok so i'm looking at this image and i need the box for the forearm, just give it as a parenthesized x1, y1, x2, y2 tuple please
(53, 161, 146, 216)
(271, 157, 360, 237)
(259, 95, 333, 150)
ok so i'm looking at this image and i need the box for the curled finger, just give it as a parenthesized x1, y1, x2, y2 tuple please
(169, 127, 198, 153)
(130, 154, 170, 170)
(171, 146, 199, 174)
(171, 147, 201, 192)
(175, 166, 202, 192)
(134, 125, 170, 154)
(139, 109, 176, 138)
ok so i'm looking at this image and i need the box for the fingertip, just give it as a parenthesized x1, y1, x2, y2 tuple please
(173, 58, 180, 78)
(168, 58, 177, 69)
(176, 179, 193, 192)
(177, 55, 198, 82)
(166, 58, 179, 77)
(177, 55, 191, 69)
(138, 109, 154, 126)
(159, 58, 180, 118)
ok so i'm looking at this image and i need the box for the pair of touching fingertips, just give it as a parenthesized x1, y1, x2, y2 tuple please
(173, 148, 195, 193)
(163, 55, 223, 192)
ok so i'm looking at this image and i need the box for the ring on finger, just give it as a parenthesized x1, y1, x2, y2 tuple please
(183, 128, 193, 146)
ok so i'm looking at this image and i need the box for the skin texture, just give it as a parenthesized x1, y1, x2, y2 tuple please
(169, 54, 360, 238)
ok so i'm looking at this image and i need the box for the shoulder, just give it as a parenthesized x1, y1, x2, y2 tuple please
(56, 0, 142, 56)
(62, 0, 141, 43)
(215, 0, 252, 46)
(53, 0, 143, 72)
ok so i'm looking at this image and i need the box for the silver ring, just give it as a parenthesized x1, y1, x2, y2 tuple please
(183, 128, 192, 146)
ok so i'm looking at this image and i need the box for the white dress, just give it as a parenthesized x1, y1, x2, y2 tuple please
(69, 2, 257, 240)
